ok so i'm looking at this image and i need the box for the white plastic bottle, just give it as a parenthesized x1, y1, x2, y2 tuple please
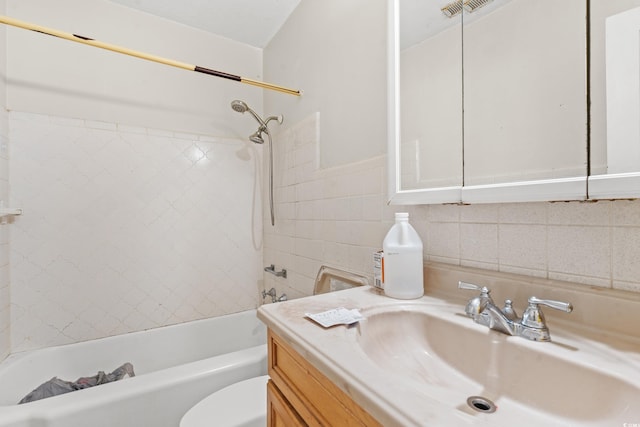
(382, 212, 424, 299)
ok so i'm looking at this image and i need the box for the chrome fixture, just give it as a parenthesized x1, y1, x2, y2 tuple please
(264, 264, 287, 278)
(262, 287, 287, 303)
(230, 100, 283, 226)
(458, 281, 573, 342)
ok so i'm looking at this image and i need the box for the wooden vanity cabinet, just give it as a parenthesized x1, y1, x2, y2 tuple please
(267, 329, 382, 427)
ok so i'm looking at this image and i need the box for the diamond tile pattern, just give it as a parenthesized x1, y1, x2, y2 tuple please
(9, 112, 262, 352)
(0, 123, 9, 360)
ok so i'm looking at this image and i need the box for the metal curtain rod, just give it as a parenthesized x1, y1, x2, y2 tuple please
(0, 15, 302, 97)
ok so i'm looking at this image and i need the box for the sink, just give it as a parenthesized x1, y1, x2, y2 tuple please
(355, 304, 640, 424)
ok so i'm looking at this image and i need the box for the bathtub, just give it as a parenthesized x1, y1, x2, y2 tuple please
(0, 310, 267, 427)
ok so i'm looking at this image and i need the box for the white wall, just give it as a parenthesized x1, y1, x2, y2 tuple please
(463, 0, 587, 185)
(4, 0, 266, 352)
(262, 0, 640, 302)
(6, 0, 263, 139)
(262, 111, 640, 300)
(263, 0, 387, 169)
(590, 0, 640, 175)
(400, 24, 462, 190)
(0, 0, 10, 361)
(9, 112, 264, 352)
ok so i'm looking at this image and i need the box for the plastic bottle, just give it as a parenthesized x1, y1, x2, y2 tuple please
(382, 212, 424, 299)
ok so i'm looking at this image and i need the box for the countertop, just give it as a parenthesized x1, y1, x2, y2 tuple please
(258, 286, 477, 426)
(257, 281, 640, 426)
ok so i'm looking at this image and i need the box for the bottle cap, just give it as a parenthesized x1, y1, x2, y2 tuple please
(395, 212, 409, 219)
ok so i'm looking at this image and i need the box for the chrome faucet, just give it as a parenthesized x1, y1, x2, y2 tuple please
(458, 281, 573, 342)
(262, 287, 287, 303)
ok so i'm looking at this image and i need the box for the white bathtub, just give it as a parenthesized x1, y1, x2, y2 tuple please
(0, 310, 267, 427)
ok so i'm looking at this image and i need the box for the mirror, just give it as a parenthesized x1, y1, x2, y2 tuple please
(462, 0, 587, 188)
(389, 0, 589, 204)
(397, 0, 462, 193)
(589, 0, 640, 199)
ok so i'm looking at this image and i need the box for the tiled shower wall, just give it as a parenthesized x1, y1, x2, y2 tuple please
(263, 114, 640, 300)
(0, 0, 8, 360)
(9, 112, 263, 352)
(0, 111, 8, 360)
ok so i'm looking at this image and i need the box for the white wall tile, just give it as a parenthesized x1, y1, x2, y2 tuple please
(499, 203, 547, 224)
(264, 114, 640, 303)
(9, 112, 263, 352)
(0, 57, 8, 359)
(612, 227, 640, 283)
(612, 200, 640, 226)
(548, 226, 611, 281)
(426, 222, 460, 261)
(499, 224, 546, 271)
(428, 204, 460, 223)
(460, 204, 499, 223)
(548, 201, 611, 225)
(460, 223, 499, 265)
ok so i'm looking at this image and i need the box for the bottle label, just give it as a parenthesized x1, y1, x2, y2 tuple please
(373, 251, 384, 289)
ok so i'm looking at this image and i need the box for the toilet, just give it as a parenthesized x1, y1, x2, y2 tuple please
(179, 265, 368, 427)
(179, 375, 270, 427)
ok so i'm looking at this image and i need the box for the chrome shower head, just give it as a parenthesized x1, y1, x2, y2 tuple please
(230, 99, 282, 145)
(230, 99, 249, 113)
(230, 99, 266, 127)
(230, 99, 283, 227)
(249, 130, 265, 144)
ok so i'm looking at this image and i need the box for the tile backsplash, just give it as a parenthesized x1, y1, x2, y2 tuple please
(9, 112, 263, 352)
(5, 110, 640, 355)
(263, 113, 640, 301)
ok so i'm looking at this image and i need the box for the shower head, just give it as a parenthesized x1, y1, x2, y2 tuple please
(229, 99, 283, 227)
(230, 99, 282, 146)
(230, 99, 267, 128)
(249, 131, 265, 144)
(230, 99, 249, 113)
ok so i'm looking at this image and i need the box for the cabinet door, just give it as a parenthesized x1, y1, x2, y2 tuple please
(462, 0, 588, 203)
(267, 380, 307, 427)
(588, 0, 640, 198)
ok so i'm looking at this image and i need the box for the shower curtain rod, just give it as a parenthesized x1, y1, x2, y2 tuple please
(0, 15, 302, 97)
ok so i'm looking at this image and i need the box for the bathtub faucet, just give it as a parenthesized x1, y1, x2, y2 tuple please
(262, 287, 287, 303)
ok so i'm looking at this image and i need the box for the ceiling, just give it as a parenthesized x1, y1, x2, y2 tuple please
(107, 0, 301, 48)
(107, 0, 510, 51)
(401, 0, 514, 49)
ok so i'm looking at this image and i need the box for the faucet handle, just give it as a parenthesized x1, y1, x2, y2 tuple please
(458, 281, 490, 294)
(458, 281, 493, 316)
(527, 296, 573, 313)
(521, 296, 573, 331)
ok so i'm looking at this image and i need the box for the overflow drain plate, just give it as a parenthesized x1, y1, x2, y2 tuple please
(466, 396, 497, 414)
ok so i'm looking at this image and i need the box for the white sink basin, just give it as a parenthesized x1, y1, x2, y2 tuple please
(355, 304, 640, 425)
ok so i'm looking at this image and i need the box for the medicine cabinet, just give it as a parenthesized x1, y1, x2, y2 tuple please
(389, 0, 640, 204)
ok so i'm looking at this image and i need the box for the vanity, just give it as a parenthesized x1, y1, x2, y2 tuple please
(257, 263, 640, 426)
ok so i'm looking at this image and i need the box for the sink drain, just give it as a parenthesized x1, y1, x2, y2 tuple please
(466, 396, 497, 414)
